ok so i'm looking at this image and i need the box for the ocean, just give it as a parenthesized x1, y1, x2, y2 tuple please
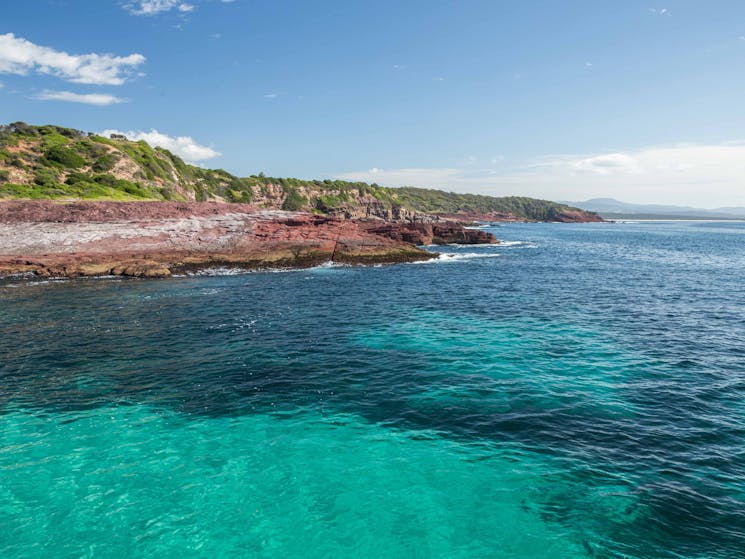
(1, 221, 744, 558)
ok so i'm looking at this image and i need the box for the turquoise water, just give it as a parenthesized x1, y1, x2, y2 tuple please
(2, 221, 744, 557)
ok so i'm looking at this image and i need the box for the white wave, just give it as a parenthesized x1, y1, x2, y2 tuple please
(422, 243, 494, 250)
(498, 240, 538, 248)
(1, 277, 73, 288)
(307, 261, 354, 273)
(185, 267, 249, 277)
(412, 252, 502, 264)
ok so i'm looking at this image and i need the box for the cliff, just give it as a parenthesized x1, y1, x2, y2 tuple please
(0, 122, 602, 223)
(0, 201, 435, 278)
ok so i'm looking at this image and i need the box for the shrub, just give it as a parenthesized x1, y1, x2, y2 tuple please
(75, 140, 108, 159)
(45, 146, 85, 168)
(9, 122, 39, 137)
(281, 187, 307, 211)
(92, 153, 119, 172)
(34, 169, 59, 188)
(8, 154, 26, 169)
(194, 185, 207, 202)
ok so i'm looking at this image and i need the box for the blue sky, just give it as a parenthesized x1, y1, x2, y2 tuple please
(2, 0, 745, 206)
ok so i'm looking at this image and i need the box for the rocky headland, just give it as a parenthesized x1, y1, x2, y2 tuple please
(0, 123, 605, 278)
(0, 201, 498, 278)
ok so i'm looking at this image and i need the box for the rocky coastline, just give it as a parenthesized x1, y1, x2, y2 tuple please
(0, 201, 498, 279)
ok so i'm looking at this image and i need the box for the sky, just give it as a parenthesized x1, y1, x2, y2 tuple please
(2, 0, 745, 207)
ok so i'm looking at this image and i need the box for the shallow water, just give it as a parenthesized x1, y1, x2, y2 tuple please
(1, 221, 744, 558)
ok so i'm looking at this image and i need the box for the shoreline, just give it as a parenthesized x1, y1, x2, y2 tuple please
(0, 200, 499, 279)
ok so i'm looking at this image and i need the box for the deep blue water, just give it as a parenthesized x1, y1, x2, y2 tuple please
(1, 221, 744, 558)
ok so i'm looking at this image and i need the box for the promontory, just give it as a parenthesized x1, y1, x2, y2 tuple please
(0, 123, 602, 278)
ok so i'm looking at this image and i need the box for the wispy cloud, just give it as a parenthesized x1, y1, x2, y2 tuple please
(335, 143, 745, 207)
(101, 128, 221, 162)
(35, 90, 127, 105)
(125, 0, 195, 15)
(393, 64, 407, 70)
(649, 7, 670, 15)
(0, 33, 144, 85)
(263, 93, 279, 99)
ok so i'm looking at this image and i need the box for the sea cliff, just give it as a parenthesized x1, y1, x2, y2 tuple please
(0, 201, 460, 278)
(0, 200, 501, 278)
(0, 123, 602, 223)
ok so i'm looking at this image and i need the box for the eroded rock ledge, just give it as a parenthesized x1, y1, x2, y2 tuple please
(0, 201, 494, 278)
(363, 221, 497, 245)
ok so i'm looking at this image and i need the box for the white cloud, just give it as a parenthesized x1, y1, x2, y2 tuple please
(101, 128, 221, 162)
(0, 33, 145, 85)
(125, 0, 195, 15)
(35, 90, 127, 105)
(564, 152, 642, 175)
(335, 143, 745, 208)
(649, 8, 670, 15)
(263, 93, 279, 99)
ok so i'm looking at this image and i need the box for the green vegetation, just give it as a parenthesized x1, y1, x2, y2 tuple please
(393, 188, 584, 220)
(44, 146, 86, 168)
(0, 122, 599, 220)
(281, 187, 307, 211)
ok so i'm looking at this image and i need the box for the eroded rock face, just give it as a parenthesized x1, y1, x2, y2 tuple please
(363, 222, 497, 245)
(0, 201, 435, 278)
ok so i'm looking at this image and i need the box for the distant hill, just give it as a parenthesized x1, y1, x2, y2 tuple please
(565, 198, 745, 220)
(0, 122, 600, 222)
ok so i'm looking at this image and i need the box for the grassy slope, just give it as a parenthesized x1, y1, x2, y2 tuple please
(0, 122, 599, 221)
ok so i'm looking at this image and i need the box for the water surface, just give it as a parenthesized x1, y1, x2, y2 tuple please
(2, 221, 744, 558)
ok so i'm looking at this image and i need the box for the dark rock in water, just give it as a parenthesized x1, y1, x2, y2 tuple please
(364, 222, 497, 245)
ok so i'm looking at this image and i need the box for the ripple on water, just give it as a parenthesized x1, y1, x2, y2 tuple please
(0, 405, 597, 558)
(1, 221, 745, 558)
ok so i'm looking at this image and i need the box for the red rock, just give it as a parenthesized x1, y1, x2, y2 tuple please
(0, 201, 434, 278)
(363, 222, 497, 245)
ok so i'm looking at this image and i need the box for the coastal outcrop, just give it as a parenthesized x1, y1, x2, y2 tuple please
(364, 222, 497, 245)
(0, 122, 606, 279)
(0, 201, 435, 278)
